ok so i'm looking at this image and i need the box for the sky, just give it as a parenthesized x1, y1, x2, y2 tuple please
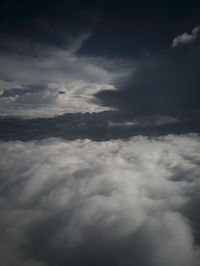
(0, 1, 200, 266)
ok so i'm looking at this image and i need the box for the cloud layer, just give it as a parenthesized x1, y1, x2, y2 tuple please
(0, 134, 200, 266)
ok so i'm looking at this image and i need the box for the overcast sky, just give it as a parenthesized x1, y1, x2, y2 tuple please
(0, 1, 200, 266)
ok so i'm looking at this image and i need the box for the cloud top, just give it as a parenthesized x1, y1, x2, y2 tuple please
(0, 135, 200, 266)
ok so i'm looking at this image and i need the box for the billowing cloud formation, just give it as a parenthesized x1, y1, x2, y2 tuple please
(0, 134, 200, 266)
(171, 25, 200, 47)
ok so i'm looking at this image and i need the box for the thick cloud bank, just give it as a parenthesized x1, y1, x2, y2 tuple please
(0, 135, 200, 266)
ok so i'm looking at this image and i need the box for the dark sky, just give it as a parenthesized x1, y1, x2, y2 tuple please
(1, 0, 200, 56)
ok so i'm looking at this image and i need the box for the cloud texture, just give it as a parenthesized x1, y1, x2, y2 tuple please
(0, 34, 130, 118)
(0, 134, 200, 266)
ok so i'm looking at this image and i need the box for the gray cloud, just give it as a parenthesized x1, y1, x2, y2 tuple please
(0, 134, 200, 266)
(171, 25, 200, 48)
(0, 34, 131, 118)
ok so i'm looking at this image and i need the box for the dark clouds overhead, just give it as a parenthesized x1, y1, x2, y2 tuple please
(1, 0, 200, 57)
(96, 28, 200, 118)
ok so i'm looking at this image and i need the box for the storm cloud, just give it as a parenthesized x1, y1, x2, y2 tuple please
(0, 134, 200, 266)
(96, 25, 200, 119)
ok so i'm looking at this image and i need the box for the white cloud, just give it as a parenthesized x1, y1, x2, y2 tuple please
(0, 134, 200, 266)
(0, 81, 117, 118)
(171, 25, 200, 48)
